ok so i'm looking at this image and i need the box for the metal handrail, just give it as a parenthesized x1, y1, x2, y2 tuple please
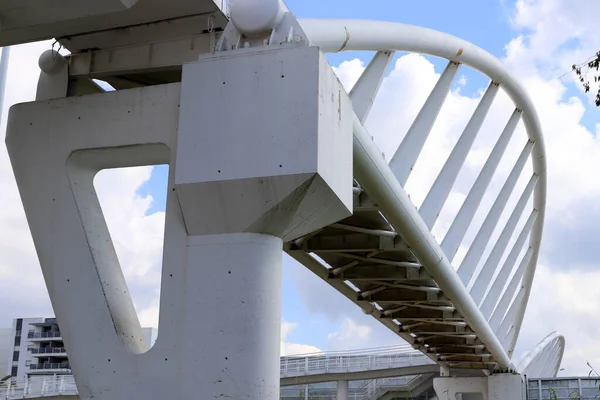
(3, 348, 432, 399)
(29, 363, 71, 370)
(360, 376, 417, 400)
(280, 351, 432, 377)
(26, 331, 62, 339)
(1, 376, 77, 400)
(30, 347, 67, 354)
(281, 344, 414, 358)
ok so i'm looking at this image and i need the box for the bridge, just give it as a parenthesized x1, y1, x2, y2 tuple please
(0, 0, 562, 398)
(1, 336, 564, 400)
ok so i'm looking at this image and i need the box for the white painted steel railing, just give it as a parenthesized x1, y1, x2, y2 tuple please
(280, 376, 433, 400)
(280, 345, 433, 377)
(1, 375, 77, 400)
(2, 345, 433, 399)
(359, 376, 419, 400)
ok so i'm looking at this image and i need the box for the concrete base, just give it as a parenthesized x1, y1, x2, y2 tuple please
(433, 373, 525, 400)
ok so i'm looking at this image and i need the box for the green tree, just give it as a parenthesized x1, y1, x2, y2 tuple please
(572, 52, 600, 106)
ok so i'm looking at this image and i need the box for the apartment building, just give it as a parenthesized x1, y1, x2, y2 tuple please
(0, 328, 11, 379)
(4, 317, 158, 382)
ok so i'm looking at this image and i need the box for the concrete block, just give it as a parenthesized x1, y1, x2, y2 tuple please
(176, 45, 353, 240)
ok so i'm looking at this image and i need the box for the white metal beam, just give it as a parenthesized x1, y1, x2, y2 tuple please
(350, 50, 395, 123)
(497, 288, 526, 345)
(470, 174, 538, 304)
(479, 210, 538, 318)
(419, 82, 499, 229)
(388, 60, 460, 186)
(488, 247, 533, 331)
(352, 114, 513, 369)
(442, 109, 522, 261)
(458, 141, 534, 286)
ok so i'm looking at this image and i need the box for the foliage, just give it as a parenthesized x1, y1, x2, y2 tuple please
(585, 361, 600, 400)
(572, 52, 600, 106)
(545, 362, 600, 400)
(291, 388, 321, 400)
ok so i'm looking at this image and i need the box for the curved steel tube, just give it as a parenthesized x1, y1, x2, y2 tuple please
(517, 332, 565, 378)
(299, 19, 547, 368)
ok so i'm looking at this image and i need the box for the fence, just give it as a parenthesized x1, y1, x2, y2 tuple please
(280, 345, 432, 377)
(527, 377, 600, 400)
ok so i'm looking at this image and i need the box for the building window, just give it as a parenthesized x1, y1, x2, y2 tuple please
(15, 330, 21, 337)
(10, 366, 17, 377)
(16, 319, 22, 330)
(12, 351, 19, 362)
(14, 336, 20, 346)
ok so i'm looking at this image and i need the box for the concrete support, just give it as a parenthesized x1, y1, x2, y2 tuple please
(6, 43, 352, 400)
(433, 373, 525, 400)
(487, 373, 527, 400)
(180, 233, 283, 398)
(337, 380, 349, 400)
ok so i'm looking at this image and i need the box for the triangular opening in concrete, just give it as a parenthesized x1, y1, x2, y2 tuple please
(93, 164, 168, 350)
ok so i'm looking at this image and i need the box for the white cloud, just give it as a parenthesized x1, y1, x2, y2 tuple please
(327, 318, 372, 352)
(0, 42, 56, 320)
(501, 0, 600, 375)
(0, 41, 165, 330)
(281, 321, 322, 356)
(95, 167, 165, 328)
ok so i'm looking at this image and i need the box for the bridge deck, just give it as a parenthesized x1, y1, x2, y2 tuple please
(287, 185, 492, 369)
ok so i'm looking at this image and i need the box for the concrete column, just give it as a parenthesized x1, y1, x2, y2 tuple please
(487, 373, 526, 400)
(433, 373, 526, 400)
(337, 380, 349, 400)
(178, 233, 282, 398)
(169, 45, 352, 399)
(434, 377, 487, 400)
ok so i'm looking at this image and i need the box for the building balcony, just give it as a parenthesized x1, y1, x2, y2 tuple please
(30, 347, 67, 357)
(27, 331, 62, 340)
(28, 362, 71, 373)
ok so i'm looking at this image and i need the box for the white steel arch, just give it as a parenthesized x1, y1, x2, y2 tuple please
(284, 18, 547, 371)
(517, 332, 565, 378)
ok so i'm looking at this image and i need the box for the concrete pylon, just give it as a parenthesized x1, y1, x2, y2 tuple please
(7, 32, 352, 400)
(433, 373, 526, 400)
(337, 380, 349, 400)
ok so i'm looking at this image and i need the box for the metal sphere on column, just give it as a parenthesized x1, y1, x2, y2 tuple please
(38, 50, 67, 74)
(229, 0, 285, 36)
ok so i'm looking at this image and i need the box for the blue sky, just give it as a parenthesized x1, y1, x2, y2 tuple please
(135, 0, 597, 352)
